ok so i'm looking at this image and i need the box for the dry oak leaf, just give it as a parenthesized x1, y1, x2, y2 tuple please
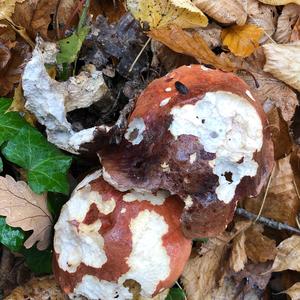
(272, 235, 300, 272)
(284, 282, 300, 300)
(221, 24, 263, 58)
(0, 0, 24, 21)
(149, 25, 237, 72)
(274, 4, 300, 43)
(0, 175, 52, 250)
(126, 0, 208, 29)
(258, 0, 300, 4)
(263, 42, 300, 92)
(244, 155, 300, 227)
(193, 0, 247, 25)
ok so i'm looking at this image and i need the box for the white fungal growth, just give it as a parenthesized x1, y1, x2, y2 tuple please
(189, 153, 197, 164)
(124, 118, 146, 145)
(184, 195, 193, 209)
(118, 210, 170, 297)
(160, 97, 171, 107)
(70, 275, 132, 300)
(123, 190, 169, 205)
(169, 91, 263, 204)
(165, 87, 172, 92)
(54, 175, 116, 273)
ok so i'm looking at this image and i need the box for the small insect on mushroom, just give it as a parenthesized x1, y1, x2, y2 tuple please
(53, 170, 192, 300)
(98, 65, 274, 239)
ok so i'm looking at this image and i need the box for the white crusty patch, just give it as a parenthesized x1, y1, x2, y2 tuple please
(118, 210, 170, 297)
(169, 91, 263, 204)
(184, 195, 193, 209)
(161, 162, 171, 173)
(54, 175, 116, 273)
(245, 90, 255, 101)
(124, 117, 146, 145)
(165, 87, 172, 92)
(189, 153, 197, 164)
(123, 190, 170, 205)
(70, 275, 132, 300)
(160, 97, 171, 107)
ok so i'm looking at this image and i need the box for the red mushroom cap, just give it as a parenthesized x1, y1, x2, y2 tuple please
(53, 170, 192, 299)
(98, 64, 274, 238)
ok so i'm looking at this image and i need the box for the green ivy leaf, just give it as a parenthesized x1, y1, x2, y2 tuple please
(166, 288, 186, 300)
(0, 217, 25, 252)
(0, 98, 29, 145)
(22, 246, 52, 274)
(2, 127, 72, 194)
(56, 26, 90, 64)
(0, 157, 2, 172)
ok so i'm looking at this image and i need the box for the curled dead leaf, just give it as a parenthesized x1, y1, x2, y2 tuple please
(263, 42, 300, 92)
(0, 175, 52, 250)
(193, 0, 247, 25)
(221, 24, 263, 58)
(149, 25, 236, 71)
(291, 17, 300, 42)
(284, 282, 300, 300)
(258, 0, 300, 4)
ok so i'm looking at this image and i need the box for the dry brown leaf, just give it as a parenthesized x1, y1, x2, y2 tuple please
(263, 42, 300, 92)
(0, 175, 52, 250)
(0, 41, 11, 69)
(0, 0, 25, 21)
(126, 0, 208, 29)
(284, 282, 300, 300)
(291, 17, 300, 42)
(194, 23, 222, 49)
(5, 276, 64, 300)
(149, 25, 237, 72)
(244, 224, 277, 263)
(193, 0, 247, 25)
(272, 235, 300, 272)
(221, 24, 263, 58)
(244, 155, 300, 227)
(274, 4, 300, 43)
(258, 0, 300, 4)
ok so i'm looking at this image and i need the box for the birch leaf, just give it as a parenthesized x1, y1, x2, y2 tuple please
(221, 24, 263, 58)
(0, 175, 52, 250)
(126, 0, 208, 29)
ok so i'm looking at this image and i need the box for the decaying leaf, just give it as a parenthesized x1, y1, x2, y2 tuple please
(149, 25, 236, 71)
(0, 175, 52, 250)
(194, 0, 247, 25)
(194, 23, 222, 49)
(221, 24, 263, 58)
(126, 0, 208, 29)
(284, 282, 300, 300)
(272, 235, 300, 272)
(263, 42, 300, 92)
(0, 0, 25, 21)
(258, 0, 300, 4)
(291, 17, 300, 42)
(274, 4, 300, 43)
(244, 155, 300, 226)
(244, 224, 277, 263)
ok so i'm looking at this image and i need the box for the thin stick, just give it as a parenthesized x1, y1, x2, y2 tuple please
(236, 208, 300, 234)
(128, 37, 151, 73)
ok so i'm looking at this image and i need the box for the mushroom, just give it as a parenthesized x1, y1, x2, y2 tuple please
(53, 170, 192, 300)
(98, 65, 274, 239)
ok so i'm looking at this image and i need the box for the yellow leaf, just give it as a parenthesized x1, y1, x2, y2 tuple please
(258, 0, 300, 4)
(221, 24, 263, 58)
(126, 0, 208, 29)
(284, 282, 300, 300)
(0, 175, 52, 250)
(0, 0, 24, 21)
(149, 25, 236, 71)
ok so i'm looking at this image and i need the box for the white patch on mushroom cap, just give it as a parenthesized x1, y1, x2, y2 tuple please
(165, 87, 172, 92)
(124, 118, 146, 145)
(169, 91, 263, 204)
(123, 190, 170, 205)
(54, 175, 116, 273)
(245, 90, 255, 101)
(184, 195, 193, 209)
(189, 153, 197, 164)
(70, 275, 132, 300)
(200, 65, 209, 71)
(161, 162, 171, 173)
(118, 209, 171, 297)
(160, 97, 171, 107)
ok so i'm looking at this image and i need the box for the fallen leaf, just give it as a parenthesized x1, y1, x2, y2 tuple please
(0, 0, 25, 21)
(194, 23, 222, 49)
(126, 0, 208, 29)
(274, 4, 300, 43)
(258, 0, 300, 4)
(284, 282, 300, 300)
(0, 42, 11, 69)
(149, 25, 236, 71)
(272, 235, 300, 272)
(193, 0, 247, 25)
(263, 42, 300, 92)
(244, 155, 300, 227)
(221, 24, 263, 58)
(291, 17, 300, 42)
(0, 175, 52, 250)
(244, 224, 277, 263)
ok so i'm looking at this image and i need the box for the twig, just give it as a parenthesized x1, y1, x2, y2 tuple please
(236, 208, 300, 234)
(128, 37, 151, 73)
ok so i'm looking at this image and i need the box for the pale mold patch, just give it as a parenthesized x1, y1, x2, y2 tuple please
(121, 208, 127, 214)
(245, 90, 255, 101)
(118, 210, 171, 297)
(123, 190, 169, 206)
(165, 87, 172, 92)
(124, 118, 146, 145)
(189, 153, 197, 164)
(160, 97, 171, 107)
(70, 275, 132, 300)
(169, 91, 263, 204)
(161, 162, 171, 173)
(184, 195, 193, 209)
